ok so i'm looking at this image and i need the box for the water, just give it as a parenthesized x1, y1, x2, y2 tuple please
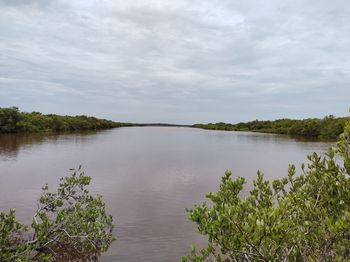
(0, 127, 332, 261)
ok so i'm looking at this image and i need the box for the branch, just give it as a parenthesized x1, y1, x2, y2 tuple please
(229, 218, 268, 262)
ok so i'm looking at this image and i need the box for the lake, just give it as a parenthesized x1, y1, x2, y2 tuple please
(0, 127, 332, 261)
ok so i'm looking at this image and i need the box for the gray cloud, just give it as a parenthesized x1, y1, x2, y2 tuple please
(0, 0, 349, 123)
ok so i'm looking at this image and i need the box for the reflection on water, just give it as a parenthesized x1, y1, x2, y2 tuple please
(0, 127, 333, 261)
(0, 133, 46, 159)
(0, 129, 331, 160)
(0, 131, 104, 160)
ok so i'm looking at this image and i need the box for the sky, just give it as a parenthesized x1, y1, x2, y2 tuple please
(0, 0, 349, 124)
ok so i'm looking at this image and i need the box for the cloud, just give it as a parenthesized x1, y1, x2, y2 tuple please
(0, 0, 349, 123)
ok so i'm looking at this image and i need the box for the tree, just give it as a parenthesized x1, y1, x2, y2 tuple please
(193, 117, 346, 139)
(183, 119, 350, 261)
(0, 107, 21, 133)
(0, 167, 114, 261)
(0, 107, 132, 134)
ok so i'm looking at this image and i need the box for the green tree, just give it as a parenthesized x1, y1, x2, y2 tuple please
(0, 107, 132, 134)
(184, 119, 350, 261)
(0, 107, 21, 133)
(193, 117, 346, 139)
(0, 167, 114, 261)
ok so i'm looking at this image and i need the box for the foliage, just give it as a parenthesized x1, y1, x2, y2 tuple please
(184, 119, 350, 261)
(193, 115, 347, 140)
(0, 167, 115, 261)
(0, 107, 132, 134)
(0, 209, 32, 261)
(0, 107, 22, 133)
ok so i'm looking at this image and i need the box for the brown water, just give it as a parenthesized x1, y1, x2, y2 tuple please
(0, 127, 332, 261)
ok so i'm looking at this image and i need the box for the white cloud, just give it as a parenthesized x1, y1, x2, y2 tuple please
(0, 0, 349, 123)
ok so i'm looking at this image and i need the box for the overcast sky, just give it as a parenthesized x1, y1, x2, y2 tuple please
(0, 0, 349, 124)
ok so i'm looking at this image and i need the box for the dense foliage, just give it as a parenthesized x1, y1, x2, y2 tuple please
(184, 119, 350, 261)
(0, 107, 131, 133)
(193, 115, 347, 139)
(0, 167, 114, 261)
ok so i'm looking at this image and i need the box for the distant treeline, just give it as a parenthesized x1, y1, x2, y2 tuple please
(0, 107, 132, 133)
(193, 115, 347, 140)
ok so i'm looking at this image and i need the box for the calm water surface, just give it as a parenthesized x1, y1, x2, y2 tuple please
(0, 127, 333, 261)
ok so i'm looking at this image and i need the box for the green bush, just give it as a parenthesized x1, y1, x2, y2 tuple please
(0, 107, 21, 133)
(0, 167, 115, 261)
(193, 116, 347, 140)
(184, 119, 350, 261)
(0, 107, 132, 134)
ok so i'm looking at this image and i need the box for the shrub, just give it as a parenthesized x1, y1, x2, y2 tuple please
(184, 119, 350, 261)
(0, 167, 114, 261)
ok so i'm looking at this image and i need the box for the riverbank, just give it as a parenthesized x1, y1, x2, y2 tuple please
(1, 107, 347, 140)
(0, 107, 132, 134)
(192, 116, 347, 140)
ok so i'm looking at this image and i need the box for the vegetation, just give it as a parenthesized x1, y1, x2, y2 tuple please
(183, 119, 350, 261)
(0, 167, 114, 261)
(0, 107, 131, 134)
(193, 115, 347, 140)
